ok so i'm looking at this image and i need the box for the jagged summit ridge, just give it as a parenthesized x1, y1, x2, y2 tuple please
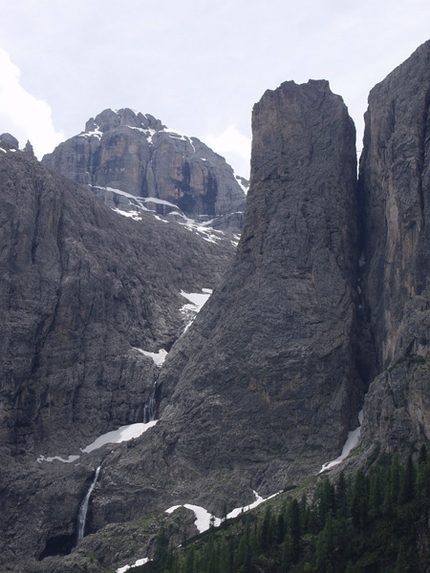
(42, 108, 247, 231)
(84, 108, 166, 134)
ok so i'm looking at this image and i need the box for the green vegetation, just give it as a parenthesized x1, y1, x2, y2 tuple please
(133, 447, 430, 573)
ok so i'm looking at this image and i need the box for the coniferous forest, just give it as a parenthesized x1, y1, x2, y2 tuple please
(134, 449, 430, 573)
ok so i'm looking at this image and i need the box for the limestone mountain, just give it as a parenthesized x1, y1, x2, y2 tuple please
(356, 39, 430, 457)
(2, 40, 430, 573)
(0, 144, 237, 571)
(42, 108, 247, 232)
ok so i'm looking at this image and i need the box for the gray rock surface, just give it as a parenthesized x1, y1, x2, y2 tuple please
(87, 79, 362, 539)
(0, 147, 235, 570)
(357, 39, 430, 456)
(4, 41, 430, 572)
(0, 132, 19, 150)
(42, 108, 246, 231)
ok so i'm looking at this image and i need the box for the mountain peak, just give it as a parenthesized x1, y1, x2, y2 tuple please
(43, 108, 246, 231)
(0, 132, 19, 150)
(84, 107, 166, 134)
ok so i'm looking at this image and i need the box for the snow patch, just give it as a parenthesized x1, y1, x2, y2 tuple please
(153, 214, 168, 223)
(235, 174, 249, 194)
(112, 208, 142, 220)
(225, 491, 281, 520)
(180, 289, 212, 311)
(81, 421, 158, 454)
(319, 411, 364, 473)
(166, 504, 221, 532)
(37, 422, 158, 463)
(180, 288, 212, 331)
(79, 129, 103, 140)
(37, 455, 80, 464)
(116, 557, 150, 573)
(134, 347, 168, 367)
(166, 491, 281, 534)
(142, 196, 177, 208)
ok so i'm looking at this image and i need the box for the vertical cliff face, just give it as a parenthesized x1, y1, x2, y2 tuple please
(42, 108, 246, 230)
(359, 40, 430, 369)
(358, 40, 430, 453)
(5, 41, 430, 573)
(0, 149, 235, 458)
(0, 146, 238, 571)
(94, 79, 363, 528)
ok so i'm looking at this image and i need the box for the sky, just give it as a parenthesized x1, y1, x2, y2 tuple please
(1, 0, 429, 177)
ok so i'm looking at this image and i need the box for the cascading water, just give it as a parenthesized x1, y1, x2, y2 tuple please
(143, 382, 157, 423)
(76, 466, 101, 544)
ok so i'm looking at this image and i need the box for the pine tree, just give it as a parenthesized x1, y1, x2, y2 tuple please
(369, 465, 383, 518)
(399, 454, 415, 504)
(288, 499, 301, 562)
(350, 469, 368, 530)
(390, 452, 401, 505)
(181, 545, 194, 573)
(315, 514, 335, 573)
(260, 506, 273, 553)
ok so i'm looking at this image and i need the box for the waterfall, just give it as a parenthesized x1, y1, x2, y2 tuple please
(143, 383, 157, 423)
(76, 466, 101, 544)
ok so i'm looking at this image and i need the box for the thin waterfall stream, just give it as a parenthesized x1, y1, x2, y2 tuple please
(75, 380, 158, 545)
(143, 382, 157, 423)
(76, 466, 101, 544)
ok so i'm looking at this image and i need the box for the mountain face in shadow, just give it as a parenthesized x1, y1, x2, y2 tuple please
(1, 39, 430, 573)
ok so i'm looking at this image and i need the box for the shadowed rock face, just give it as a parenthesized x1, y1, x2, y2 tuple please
(358, 40, 430, 454)
(0, 150, 235, 458)
(42, 108, 246, 231)
(0, 147, 238, 571)
(164, 80, 362, 480)
(359, 40, 430, 370)
(91, 79, 363, 532)
(4, 41, 430, 573)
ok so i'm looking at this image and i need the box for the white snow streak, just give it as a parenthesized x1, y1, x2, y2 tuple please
(116, 557, 150, 573)
(180, 288, 212, 332)
(166, 504, 221, 532)
(112, 208, 142, 220)
(134, 347, 168, 367)
(37, 421, 158, 462)
(37, 454, 80, 464)
(81, 421, 158, 454)
(79, 129, 103, 139)
(180, 289, 212, 311)
(165, 491, 281, 534)
(319, 410, 364, 473)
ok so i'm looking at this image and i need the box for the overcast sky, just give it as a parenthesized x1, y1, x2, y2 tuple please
(1, 0, 429, 176)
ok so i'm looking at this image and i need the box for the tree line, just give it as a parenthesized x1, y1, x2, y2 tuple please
(134, 446, 430, 573)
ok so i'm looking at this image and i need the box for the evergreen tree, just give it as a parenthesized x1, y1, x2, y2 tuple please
(335, 471, 347, 515)
(390, 452, 401, 505)
(399, 454, 415, 504)
(315, 514, 335, 573)
(181, 545, 194, 573)
(288, 498, 301, 562)
(260, 506, 273, 553)
(350, 469, 368, 530)
(368, 465, 383, 518)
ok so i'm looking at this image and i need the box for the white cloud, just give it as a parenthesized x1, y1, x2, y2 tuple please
(205, 125, 251, 177)
(0, 49, 64, 158)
